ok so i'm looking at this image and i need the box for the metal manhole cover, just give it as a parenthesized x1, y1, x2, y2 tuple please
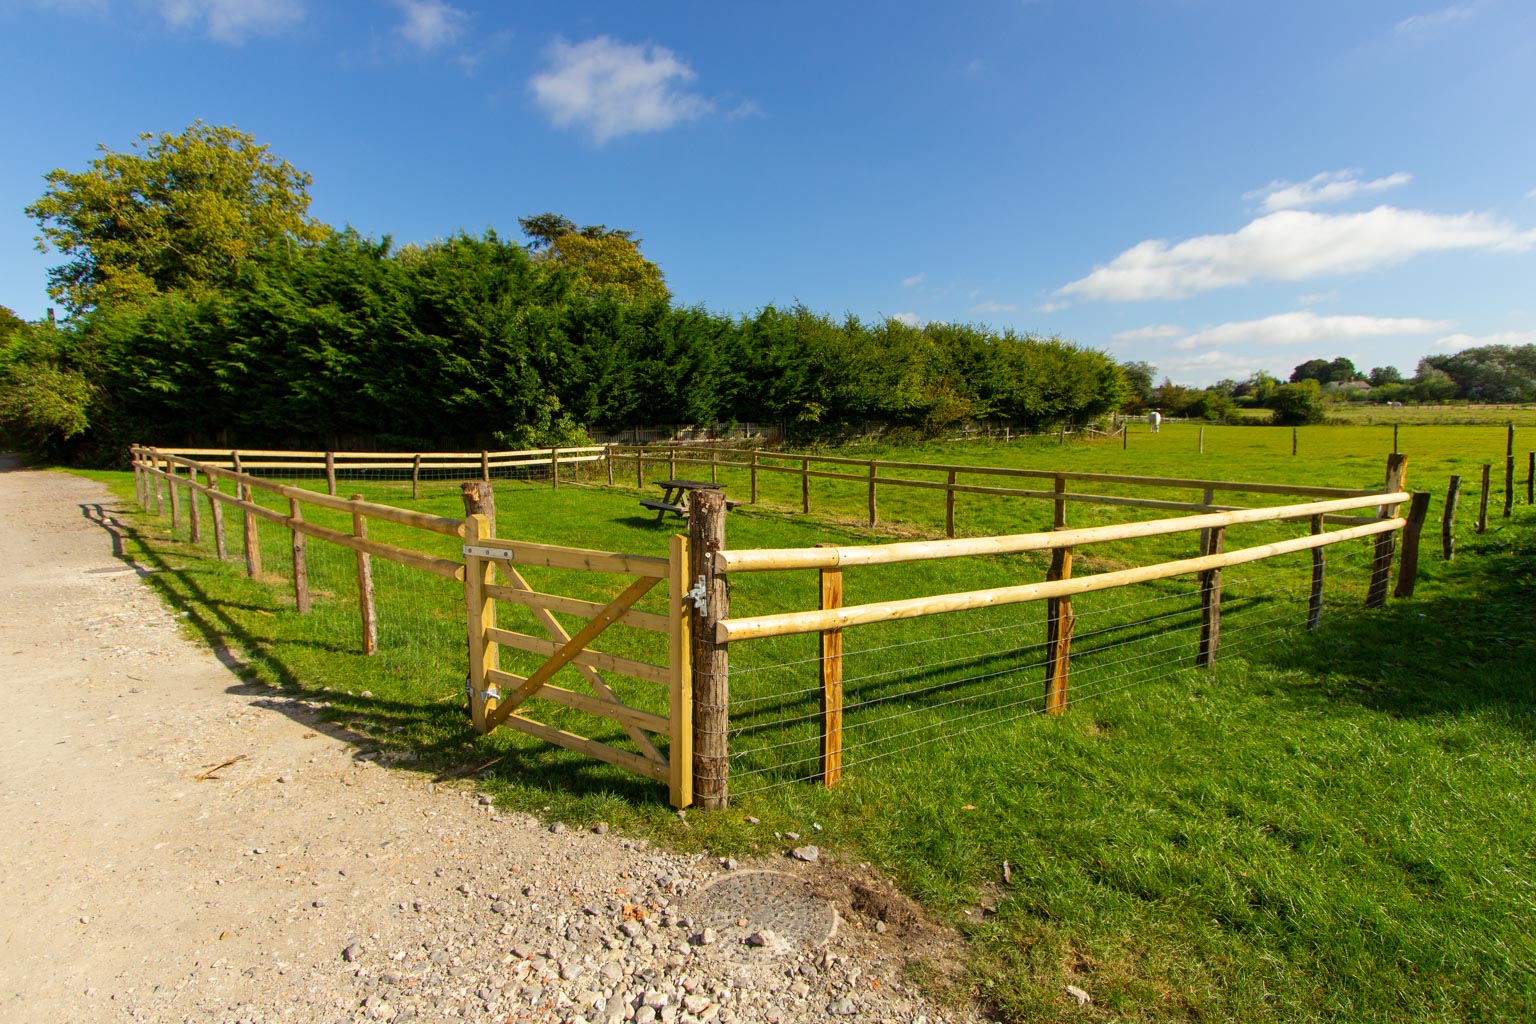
(684, 870, 838, 949)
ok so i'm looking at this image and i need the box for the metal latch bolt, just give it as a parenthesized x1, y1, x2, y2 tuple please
(686, 575, 709, 618)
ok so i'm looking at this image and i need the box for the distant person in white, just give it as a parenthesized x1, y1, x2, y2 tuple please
(1148, 410, 1161, 433)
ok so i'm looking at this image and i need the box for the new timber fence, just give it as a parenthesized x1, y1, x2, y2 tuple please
(130, 445, 1436, 811)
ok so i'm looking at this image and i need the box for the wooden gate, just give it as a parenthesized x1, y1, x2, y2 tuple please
(461, 515, 693, 808)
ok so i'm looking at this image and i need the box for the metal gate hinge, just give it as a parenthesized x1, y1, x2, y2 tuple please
(686, 575, 709, 618)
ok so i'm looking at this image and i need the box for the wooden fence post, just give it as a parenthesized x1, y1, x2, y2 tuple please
(605, 446, 615, 487)
(411, 453, 422, 500)
(867, 462, 877, 527)
(325, 451, 337, 496)
(167, 457, 181, 534)
(749, 450, 759, 504)
(1366, 454, 1408, 608)
(186, 466, 201, 544)
(1052, 474, 1067, 529)
(801, 458, 810, 514)
(131, 447, 142, 507)
(1476, 463, 1490, 534)
(1504, 424, 1515, 518)
(1393, 492, 1432, 598)
(289, 498, 311, 613)
(481, 450, 490, 483)
(208, 468, 227, 561)
(817, 543, 843, 787)
(151, 449, 163, 515)
(461, 485, 498, 733)
(668, 533, 694, 808)
(710, 447, 719, 485)
(1044, 541, 1074, 714)
(1198, 526, 1225, 667)
(233, 452, 261, 579)
(1528, 451, 1535, 506)
(550, 446, 559, 490)
(636, 448, 645, 490)
(1292, 428, 1298, 456)
(1442, 475, 1461, 560)
(1199, 425, 1205, 454)
(351, 494, 377, 655)
(945, 469, 957, 538)
(1307, 514, 1325, 630)
(689, 489, 730, 809)
(1122, 423, 1128, 450)
(1393, 422, 1399, 455)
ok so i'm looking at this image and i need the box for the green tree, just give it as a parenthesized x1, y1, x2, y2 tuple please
(540, 231, 670, 303)
(26, 122, 329, 313)
(1368, 365, 1403, 387)
(1270, 379, 1327, 425)
(1326, 356, 1359, 383)
(1290, 358, 1331, 384)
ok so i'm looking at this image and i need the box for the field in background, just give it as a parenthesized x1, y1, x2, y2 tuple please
(75, 422, 1535, 1023)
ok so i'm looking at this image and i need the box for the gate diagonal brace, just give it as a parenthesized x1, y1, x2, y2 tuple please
(484, 575, 661, 730)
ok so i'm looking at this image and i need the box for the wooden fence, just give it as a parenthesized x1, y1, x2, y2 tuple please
(130, 445, 1434, 812)
(681, 454, 1427, 808)
(606, 442, 1381, 533)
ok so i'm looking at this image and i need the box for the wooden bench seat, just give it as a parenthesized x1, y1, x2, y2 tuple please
(639, 498, 687, 516)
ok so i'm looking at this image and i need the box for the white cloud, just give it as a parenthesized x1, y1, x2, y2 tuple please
(971, 301, 1019, 314)
(890, 312, 921, 327)
(394, 0, 466, 52)
(1431, 329, 1536, 351)
(1246, 170, 1411, 212)
(901, 272, 926, 288)
(1112, 324, 1185, 345)
(725, 99, 763, 120)
(1033, 300, 1069, 313)
(1057, 205, 1536, 302)
(156, 0, 302, 43)
(530, 36, 714, 144)
(1395, 4, 1475, 36)
(1296, 291, 1337, 306)
(1171, 311, 1453, 351)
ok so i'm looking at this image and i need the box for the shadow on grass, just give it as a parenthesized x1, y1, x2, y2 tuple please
(77, 499, 673, 805)
(1258, 512, 1536, 733)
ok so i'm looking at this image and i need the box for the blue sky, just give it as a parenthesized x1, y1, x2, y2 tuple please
(3, 0, 1534, 386)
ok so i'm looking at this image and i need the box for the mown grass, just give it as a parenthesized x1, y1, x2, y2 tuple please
(69, 423, 1536, 1023)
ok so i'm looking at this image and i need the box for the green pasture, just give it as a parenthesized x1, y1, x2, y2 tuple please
(73, 421, 1535, 1023)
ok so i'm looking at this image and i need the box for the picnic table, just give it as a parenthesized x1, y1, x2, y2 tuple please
(639, 479, 739, 521)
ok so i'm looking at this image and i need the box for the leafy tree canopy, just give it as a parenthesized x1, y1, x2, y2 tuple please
(26, 122, 329, 313)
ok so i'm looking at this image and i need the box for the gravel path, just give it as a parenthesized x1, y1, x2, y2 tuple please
(0, 459, 985, 1024)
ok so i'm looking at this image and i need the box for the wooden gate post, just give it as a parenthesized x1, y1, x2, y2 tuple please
(1442, 475, 1461, 560)
(232, 452, 261, 579)
(350, 495, 378, 655)
(1366, 454, 1408, 608)
(1307, 514, 1325, 630)
(289, 498, 311, 613)
(817, 543, 843, 786)
(461, 483, 499, 733)
(668, 533, 694, 808)
(1198, 526, 1225, 667)
(1044, 540, 1074, 714)
(1393, 491, 1432, 598)
(689, 489, 730, 809)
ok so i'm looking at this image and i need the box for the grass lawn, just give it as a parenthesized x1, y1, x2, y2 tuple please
(72, 422, 1535, 1022)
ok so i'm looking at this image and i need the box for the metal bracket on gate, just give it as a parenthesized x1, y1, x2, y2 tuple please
(685, 575, 709, 618)
(463, 544, 509, 560)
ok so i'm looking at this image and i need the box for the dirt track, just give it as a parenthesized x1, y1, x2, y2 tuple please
(0, 459, 979, 1024)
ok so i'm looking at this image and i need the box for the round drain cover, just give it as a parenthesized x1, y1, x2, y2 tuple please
(685, 870, 838, 949)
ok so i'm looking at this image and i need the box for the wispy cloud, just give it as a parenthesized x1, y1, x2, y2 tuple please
(156, 0, 302, 43)
(530, 36, 715, 144)
(972, 301, 1019, 314)
(1057, 206, 1536, 302)
(394, 0, 467, 52)
(1112, 324, 1185, 345)
(1033, 300, 1069, 313)
(1246, 170, 1411, 212)
(901, 272, 926, 288)
(1170, 312, 1452, 351)
(1296, 291, 1337, 306)
(1395, 3, 1475, 36)
(890, 312, 921, 327)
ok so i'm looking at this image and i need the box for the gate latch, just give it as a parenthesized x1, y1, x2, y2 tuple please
(685, 575, 709, 618)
